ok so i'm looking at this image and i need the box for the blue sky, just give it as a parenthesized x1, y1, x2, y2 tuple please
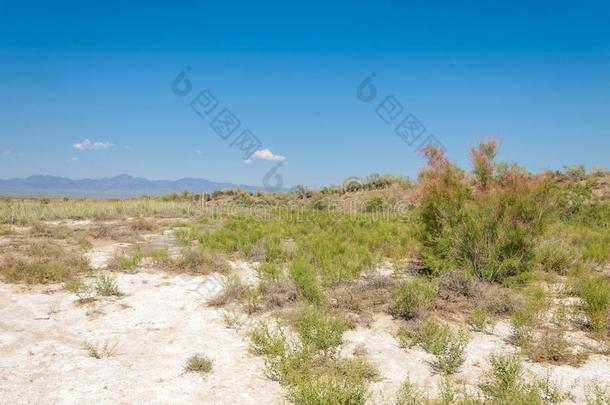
(1, 0, 609, 188)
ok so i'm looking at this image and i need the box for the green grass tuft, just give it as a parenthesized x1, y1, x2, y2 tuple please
(184, 354, 213, 374)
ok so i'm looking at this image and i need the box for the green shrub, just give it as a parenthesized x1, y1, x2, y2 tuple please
(83, 341, 118, 359)
(184, 354, 213, 374)
(395, 379, 427, 405)
(522, 328, 571, 365)
(1, 252, 89, 284)
(392, 278, 438, 319)
(514, 303, 573, 365)
(396, 324, 422, 350)
(94, 274, 122, 296)
(258, 262, 281, 279)
(510, 287, 547, 344)
(480, 353, 523, 399)
(397, 320, 468, 374)
(421, 321, 469, 374)
(249, 322, 373, 405)
(65, 279, 94, 300)
(290, 259, 322, 305)
(546, 223, 610, 268)
(264, 236, 289, 263)
(569, 225, 610, 266)
(117, 251, 142, 272)
(574, 274, 610, 333)
(250, 322, 291, 357)
(535, 238, 574, 275)
(146, 248, 169, 262)
(293, 185, 312, 199)
(364, 197, 386, 213)
(416, 142, 555, 283)
(295, 306, 348, 352)
(288, 365, 367, 405)
(564, 198, 610, 228)
(468, 306, 491, 332)
(586, 382, 610, 405)
(480, 353, 568, 404)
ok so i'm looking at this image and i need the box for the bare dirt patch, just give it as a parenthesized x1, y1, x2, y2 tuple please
(0, 270, 285, 404)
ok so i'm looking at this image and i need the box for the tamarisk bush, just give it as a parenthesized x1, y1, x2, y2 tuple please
(416, 141, 556, 284)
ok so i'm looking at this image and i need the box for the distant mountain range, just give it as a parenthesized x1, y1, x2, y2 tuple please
(0, 174, 260, 197)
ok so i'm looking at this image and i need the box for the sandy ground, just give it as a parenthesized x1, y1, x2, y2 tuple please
(0, 246, 286, 405)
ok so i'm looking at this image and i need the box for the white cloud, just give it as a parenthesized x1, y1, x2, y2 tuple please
(244, 148, 287, 164)
(73, 138, 114, 151)
(66, 157, 78, 162)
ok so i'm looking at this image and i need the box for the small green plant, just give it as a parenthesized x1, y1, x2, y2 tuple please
(242, 287, 260, 314)
(524, 329, 571, 365)
(249, 321, 373, 405)
(258, 261, 281, 280)
(290, 259, 322, 305)
(221, 309, 245, 329)
(392, 278, 438, 320)
(520, 305, 575, 366)
(586, 381, 610, 405)
(396, 378, 426, 404)
(510, 287, 547, 344)
(396, 377, 483, 404)
(535, 238, 574, 275)
(468, 306, 491, 332)
(562, 224, 610, 266)
(250, 322, 291, 357)
(480, 353, 524, 400)
(480, 353, 568, 404)
(65, 279, 94, 301)
(295, 306, 348, 352)
(264, 236, 290, 263)
(421, 321, 469, 374)
(146, 248, 169, 262)
(396, 323, 427, 350)
(209, 274, 245, 306)
(94, 274, 122, 296)
(184, 353, 213, 374)
(117, 251, 142, 272)
(83, 341, 118, 359)
(287, 360, 368, 405)
(574, 274, 610, 333)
